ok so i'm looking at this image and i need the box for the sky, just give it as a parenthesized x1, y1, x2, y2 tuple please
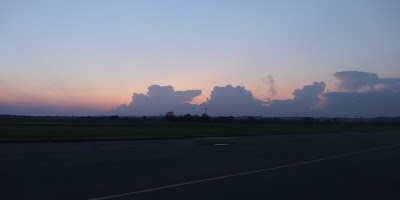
(1, 0, 400, 117)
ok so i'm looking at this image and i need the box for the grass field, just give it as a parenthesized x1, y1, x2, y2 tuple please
(1, 118, 399, 142)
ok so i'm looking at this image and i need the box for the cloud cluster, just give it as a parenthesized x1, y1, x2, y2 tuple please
(2, 69, 398, 117)
(115, 85, 201, 116)
(267, 82, 326, 117)
(115, 82, 327, 117)
(113, 70, 400, 117)
(321, 71, 400, 117)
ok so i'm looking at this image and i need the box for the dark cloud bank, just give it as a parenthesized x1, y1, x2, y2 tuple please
(114, 71, 400, 118)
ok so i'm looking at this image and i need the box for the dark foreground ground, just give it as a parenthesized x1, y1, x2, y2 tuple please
(2, 116, 400, 142)
(1, 132, 400, 200)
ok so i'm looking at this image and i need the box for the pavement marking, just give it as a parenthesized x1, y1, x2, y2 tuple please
(213, 143, 229, 146)
(89, 143, 400, 200)
(194, 137, 238, 140)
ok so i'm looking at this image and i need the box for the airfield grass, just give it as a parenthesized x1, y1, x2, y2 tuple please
(1, 121, 399, 142)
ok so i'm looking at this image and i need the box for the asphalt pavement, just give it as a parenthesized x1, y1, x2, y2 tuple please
(1, 132, 400, 200)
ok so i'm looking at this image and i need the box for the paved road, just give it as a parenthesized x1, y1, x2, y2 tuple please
(1, 132, 400, 200)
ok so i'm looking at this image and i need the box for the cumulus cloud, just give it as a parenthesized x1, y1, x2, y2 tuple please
(334, 71, 400, 93)
(292, 82, 326, 103)
(144, 85, 201, 106)
(321, 70, 400, 117)
(114, 85, 201, 116)
(201, 85, 266, 116)
(267, 82, 326, 117)
(111, 70, 400, 117)
(115, 84, 269, 117)
(3, 70, 399, 117)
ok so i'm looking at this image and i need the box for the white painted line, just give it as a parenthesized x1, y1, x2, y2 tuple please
(194, 137, 238, 140)
(88, 143, 400, 200)
(213, 143, 229, 146)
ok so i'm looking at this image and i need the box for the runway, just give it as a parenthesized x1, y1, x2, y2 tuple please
(1, 132, 400, 200)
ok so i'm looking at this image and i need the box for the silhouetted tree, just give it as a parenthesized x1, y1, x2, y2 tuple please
(183, 114, 193, 121)
(165, 111, 175, 120)
(109, 115, 119, 120)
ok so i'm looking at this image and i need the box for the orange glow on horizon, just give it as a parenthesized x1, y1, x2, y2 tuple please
(1, 81, 301, 112)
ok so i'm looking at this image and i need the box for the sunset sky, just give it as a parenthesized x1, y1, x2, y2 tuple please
(1, 0, 400, 116)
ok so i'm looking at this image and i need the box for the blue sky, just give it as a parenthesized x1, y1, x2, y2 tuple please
(1, 0, 400, 116)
